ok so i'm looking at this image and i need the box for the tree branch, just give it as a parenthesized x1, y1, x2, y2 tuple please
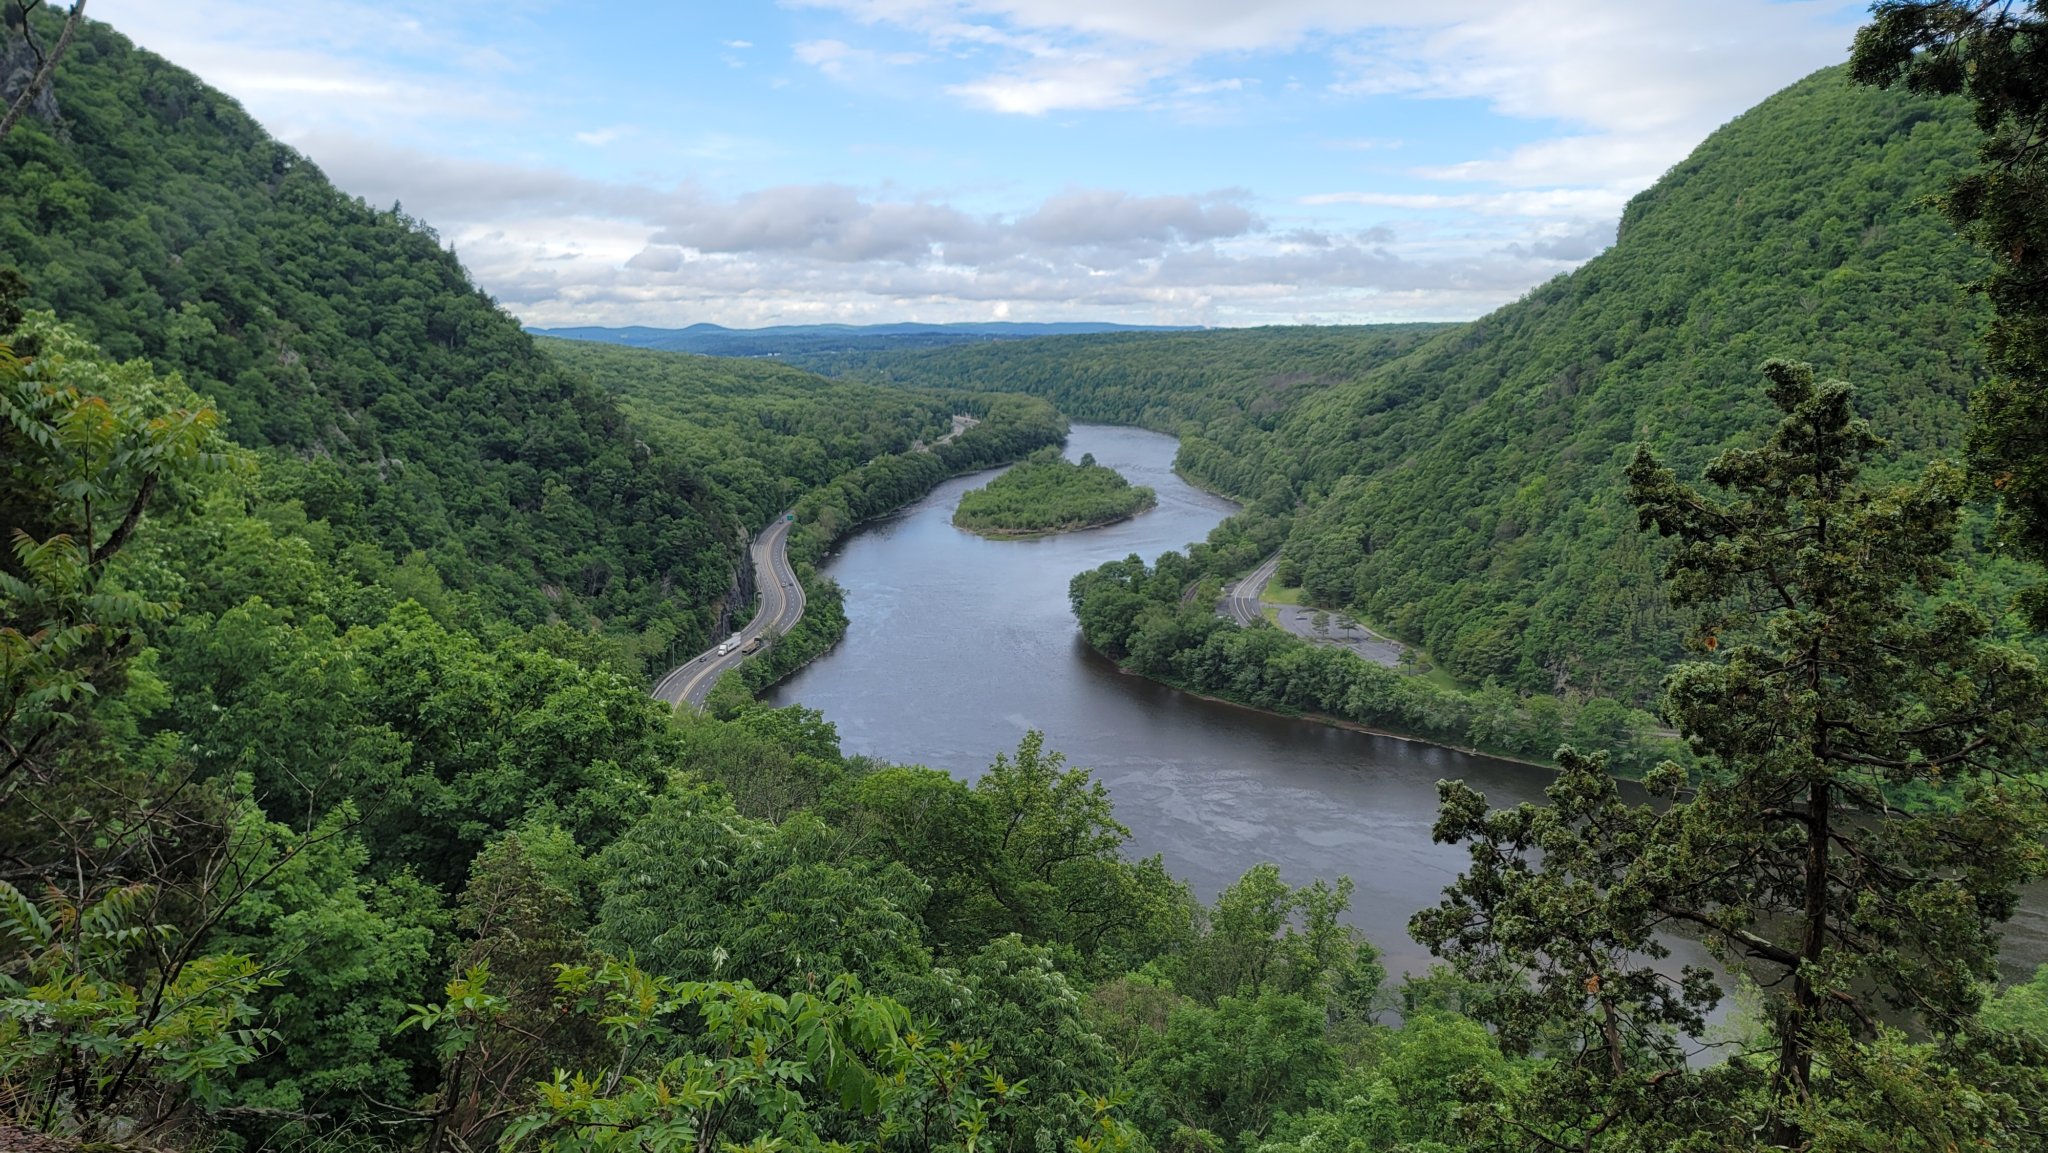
(0, 0, 85, 145)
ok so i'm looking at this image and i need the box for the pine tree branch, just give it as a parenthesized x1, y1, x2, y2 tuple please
(1653, 904, 1800, 968)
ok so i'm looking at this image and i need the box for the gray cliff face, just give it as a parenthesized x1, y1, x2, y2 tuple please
(713, 527, 757, 638)
(2, 24, 63, 128)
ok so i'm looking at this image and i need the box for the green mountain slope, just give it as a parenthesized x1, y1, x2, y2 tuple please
(838, 68, 1995, 703)
(0, 16, 737, 644)
(1258, 68, 1990, 701)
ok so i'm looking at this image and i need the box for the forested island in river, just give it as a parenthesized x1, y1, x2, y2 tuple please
(953, 447, 1158, 536)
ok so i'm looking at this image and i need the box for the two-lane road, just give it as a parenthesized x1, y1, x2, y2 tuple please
(653, 514, 807, 709)
(1222, 551, 1281, 628)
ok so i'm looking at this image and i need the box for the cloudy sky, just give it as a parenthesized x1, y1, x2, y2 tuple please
(93, 1, 1869, 328)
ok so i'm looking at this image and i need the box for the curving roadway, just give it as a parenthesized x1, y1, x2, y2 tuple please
(653, 513, 806, 709)
(1222, 551, 1282, 628)
(1218, 550, 1408, 669)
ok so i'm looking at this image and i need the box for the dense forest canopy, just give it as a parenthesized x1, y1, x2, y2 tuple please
(7, 4, 2048, 1153)
(827, 324, 1452, 443)
(538, 338, 1064, 537)
(529, 321, 1198, 359)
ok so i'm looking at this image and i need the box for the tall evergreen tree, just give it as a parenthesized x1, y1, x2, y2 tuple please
(1415, 361, 2048, 1149)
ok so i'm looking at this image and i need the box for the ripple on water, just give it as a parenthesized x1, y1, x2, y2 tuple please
(771, 424, 2048, 982)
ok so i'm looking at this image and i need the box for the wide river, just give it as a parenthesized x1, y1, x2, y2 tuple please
(772, 424, 2048, 980)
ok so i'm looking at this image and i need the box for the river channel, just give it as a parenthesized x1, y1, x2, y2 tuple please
(771, 423, 2048, 981)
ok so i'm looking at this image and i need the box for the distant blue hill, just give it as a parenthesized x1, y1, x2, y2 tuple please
(529, 321, 1200, 359)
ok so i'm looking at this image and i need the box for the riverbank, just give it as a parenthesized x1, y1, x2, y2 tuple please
(1090, 643, 1567, 774)
(956, 501, 1158, 539)
(712, 399, 1069, 705)
(1070, 550, 1686, 777)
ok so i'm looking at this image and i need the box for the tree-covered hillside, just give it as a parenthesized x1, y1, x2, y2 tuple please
(0, 12, 1065, 672)
(538, 338, 1062, 537)
(0, 13, 742, 643)
(531, 320, 1196, 358)
(1256, 69, 1996, 701)
(837, 69, 2000, 703)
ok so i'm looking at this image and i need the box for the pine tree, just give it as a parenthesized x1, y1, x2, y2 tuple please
(1415, 361, 2048, 1149)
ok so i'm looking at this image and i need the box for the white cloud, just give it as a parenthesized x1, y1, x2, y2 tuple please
(787, 0, 1860, 223)
(794, 37, 927, 81)
(800, 0, 1416, 55)
(574, 125, 636, 147)
(91, 0, 527, 135)
(87, 0, 1868, 326)
(948, 53, 1168, 114)
(1301, 187, 1634, 220)
(794, 38, 857, 72)
(291, 131, 1592, 326)
(1015, 189, 1258, 247)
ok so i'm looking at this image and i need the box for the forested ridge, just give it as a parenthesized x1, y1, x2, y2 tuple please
(0, 12, 750, 647)
(0, 11, 1061, 676)
(841, 68, 2020, 704)
(10, 4, 2048, 1153)
(539, 338, 1067, 551)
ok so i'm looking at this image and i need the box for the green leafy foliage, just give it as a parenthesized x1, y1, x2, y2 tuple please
(480, 957, 1146, 1153)
(0, 314, 226, 797)
(822, 732, 1191, 976)
(0, 877, 278, 1135)
(594, 786, 933, 993)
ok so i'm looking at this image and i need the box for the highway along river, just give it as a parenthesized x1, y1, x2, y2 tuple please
(770, 424, 2048, 980)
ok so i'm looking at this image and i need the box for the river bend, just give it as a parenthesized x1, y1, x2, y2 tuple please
(771, 424, 2047, 979)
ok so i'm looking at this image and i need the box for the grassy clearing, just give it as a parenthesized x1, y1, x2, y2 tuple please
(1262, 581, 1305, 606)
